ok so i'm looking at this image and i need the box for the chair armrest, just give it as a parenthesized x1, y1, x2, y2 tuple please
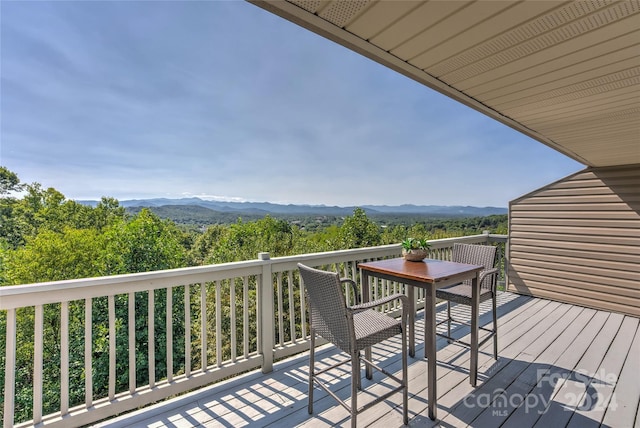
(349, 293, 409, 324)
(340, 278, 361, 305)
(479, 267, 499, 291)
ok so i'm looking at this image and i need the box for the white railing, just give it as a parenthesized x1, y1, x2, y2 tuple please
(0, 234, 507, 427)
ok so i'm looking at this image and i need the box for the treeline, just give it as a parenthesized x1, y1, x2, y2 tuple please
(125, 203, 508, 232)
(0, 167, 507, 285)
(128, 204, 508, 236)
(0, 167, 506, 422)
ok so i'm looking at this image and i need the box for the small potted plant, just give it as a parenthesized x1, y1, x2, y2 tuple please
(401, 237, 431, 262)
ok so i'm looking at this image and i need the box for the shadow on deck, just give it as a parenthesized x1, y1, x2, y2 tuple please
(96, 292, 639, 428)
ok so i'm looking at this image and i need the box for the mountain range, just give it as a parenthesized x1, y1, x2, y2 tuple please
(79, 197, 507, 217)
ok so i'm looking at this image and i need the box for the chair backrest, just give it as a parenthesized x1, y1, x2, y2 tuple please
(298, 263, 352, 353)
(452, 243, 497, 290)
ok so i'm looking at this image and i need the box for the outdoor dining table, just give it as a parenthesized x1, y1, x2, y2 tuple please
(358, 257, 484, 420)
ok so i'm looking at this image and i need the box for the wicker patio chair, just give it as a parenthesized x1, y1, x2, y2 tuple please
(435, 243, 499, 359)
(298, 263, 409, 427)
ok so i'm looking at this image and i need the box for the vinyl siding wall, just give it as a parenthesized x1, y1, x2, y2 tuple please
(508, 164, 640, 317)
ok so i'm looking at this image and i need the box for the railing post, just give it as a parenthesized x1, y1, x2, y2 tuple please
(487, 233, 509, 290)
(258, 252, 274, 373)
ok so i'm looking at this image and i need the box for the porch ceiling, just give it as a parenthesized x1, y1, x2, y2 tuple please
(250, 0, 640, 167)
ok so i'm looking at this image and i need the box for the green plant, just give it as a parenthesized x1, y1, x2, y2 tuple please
(401, 237, 431, 251)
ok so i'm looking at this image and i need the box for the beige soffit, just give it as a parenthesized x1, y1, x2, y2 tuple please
(250, 0, 640, 168)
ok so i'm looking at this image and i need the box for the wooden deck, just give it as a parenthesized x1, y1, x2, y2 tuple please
(95, 293, 640, 428)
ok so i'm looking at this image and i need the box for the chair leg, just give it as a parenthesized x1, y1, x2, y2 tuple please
(351, 351, 359, 428)
(447, 300, 452, 343)
(357, 352, 362, 391)
(308, 331, 315, 414)
(402, 322, 409, 425)
(492, 293, 498, 360)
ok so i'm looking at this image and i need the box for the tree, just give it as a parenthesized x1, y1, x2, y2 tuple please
(97, 209, 188, 391)
(0, 226, 106, 419)
(339, 208, 381, 248)
(0, 166, 23, 195)
(188, 224, 226, 266)
(194, 216, 297, 264)
(101, 209, 186, 275)
(1, 202, 190, 421)
(4, 228, 103, 285)
(0, 170, 125, 250)
(0, 168, 26, 250)
(90, 197, 127, 230)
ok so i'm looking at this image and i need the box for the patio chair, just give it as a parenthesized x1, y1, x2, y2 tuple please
(435, 243, 499, 359)
(298, 263, 409, 427)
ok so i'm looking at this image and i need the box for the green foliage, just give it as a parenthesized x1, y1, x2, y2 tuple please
(101, 209, 186, 275)
(0, 166, 23, 195)
(189, 216, 297, 264)
(0, 170, 196, 422)
(92, 197, 127, 230)
(4, 228, 103, 284)
(338, 207, 381, 248)
(0, 177, 126, 252)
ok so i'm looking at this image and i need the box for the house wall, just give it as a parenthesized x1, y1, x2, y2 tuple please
(508, 164, 640, 317)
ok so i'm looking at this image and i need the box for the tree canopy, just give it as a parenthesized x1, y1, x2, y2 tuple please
(0, 167, 507, 423)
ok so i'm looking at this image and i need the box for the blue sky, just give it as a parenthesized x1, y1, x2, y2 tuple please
(1, 1, 583, 207)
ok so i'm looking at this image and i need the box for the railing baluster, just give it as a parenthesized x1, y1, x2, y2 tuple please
(148, 290, 155, 388)
(216, 280, 222, 367)
(341, 262, 349, 305)
(166, 286, 173, 382)
(299, 271, 307, 340)
(373, 276, 379, 301)
(200, 283, 207, 371)
(33, 305, 43, 424)
(230, 279, 237, 362)
(394, 281, 399, 311)
(288, 271, 296, 343)
(185, 284, 191, 376)
(362, 270, 369, 308)
(276, 272, 284, 347)
(85, 298, 92, 406)
(108, 295, 116, 400)
(349, 261, 357, 301)
(128, 292, 135, 393)
(61, 301, 69, 415)
(243, 277, 249, 358)
(384, 279, 390, 312)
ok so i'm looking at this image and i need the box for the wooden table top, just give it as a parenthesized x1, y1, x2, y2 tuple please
(359, 258, 483, 284)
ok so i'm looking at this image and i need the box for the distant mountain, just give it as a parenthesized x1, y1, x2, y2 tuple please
(361, 204, 507, 216)
(125, 204, 266, 224)
(79, 197, 507, 217)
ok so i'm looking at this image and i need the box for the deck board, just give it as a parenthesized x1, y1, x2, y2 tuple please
(94, 293, 638, 428)
(533, 312, 624, 428)
(438, 300, 571, 427)
(602, 320, 640, 428)
(465, 303, 584, 427)
(498, 305, 597, 428)
(566, 315, 640, 428)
